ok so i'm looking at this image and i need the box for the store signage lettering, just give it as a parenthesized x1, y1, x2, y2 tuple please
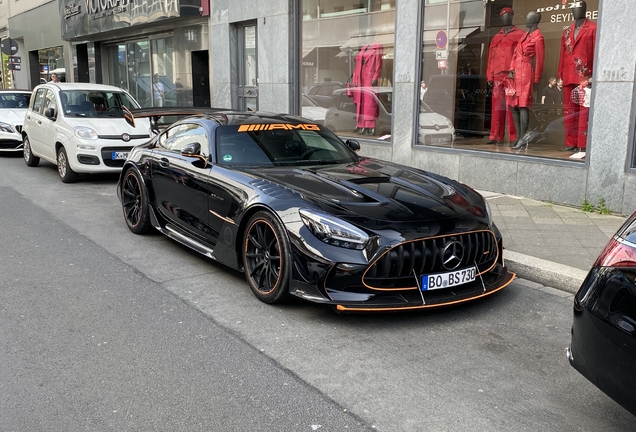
(64, 3, 81, 19)
(86, 0, 130, 19)
(535, 2, 598, 24)
(302, 62, 314, 67)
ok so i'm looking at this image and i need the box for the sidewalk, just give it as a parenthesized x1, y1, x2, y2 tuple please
(481, 191, 628, 294)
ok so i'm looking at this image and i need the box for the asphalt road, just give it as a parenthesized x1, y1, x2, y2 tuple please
(1, 153, 635, 431)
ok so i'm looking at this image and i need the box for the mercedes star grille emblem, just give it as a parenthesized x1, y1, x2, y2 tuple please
(442, 240, 464, 270)
(122, 133, 130, 142)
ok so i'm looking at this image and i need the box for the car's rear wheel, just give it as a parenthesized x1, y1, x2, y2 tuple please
(57, 146, 78, 183)
(243, 211, 290, 304)
(121, 168, 151, 234)
(23, 136, 39, 167)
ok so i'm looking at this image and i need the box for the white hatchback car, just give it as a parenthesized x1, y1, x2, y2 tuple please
(0, 90, 32, 153)
(22, 83, 151, 183)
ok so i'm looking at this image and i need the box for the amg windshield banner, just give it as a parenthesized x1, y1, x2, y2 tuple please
(60, 0, 201, 39)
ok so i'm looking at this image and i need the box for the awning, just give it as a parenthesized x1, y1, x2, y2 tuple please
(422, 27, 479, 45)
(340, 32, 395, 50)
(336, 46, 394, 59)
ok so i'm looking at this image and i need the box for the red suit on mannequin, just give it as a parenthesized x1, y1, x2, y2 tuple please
(558, 1, 596, 151)
(352, 42, 383, 134)
(486, 7, 525, 145)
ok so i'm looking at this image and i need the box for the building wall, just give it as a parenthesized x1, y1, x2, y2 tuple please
(209, 0, 293, 113)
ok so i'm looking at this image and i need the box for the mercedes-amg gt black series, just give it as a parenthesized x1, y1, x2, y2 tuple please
(567, 211, 636, 416)
(117, 109, 515, 312)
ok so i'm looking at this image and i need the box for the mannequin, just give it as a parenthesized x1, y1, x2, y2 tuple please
(558, 1, 596, 151)
(352, 41, 383, 135)
(508, 11, 544, 150)
(485, 7, 525, 146)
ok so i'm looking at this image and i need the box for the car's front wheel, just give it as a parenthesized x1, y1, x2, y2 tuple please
(243, 211, 291, 304)
(121, 168, 151, 234)
(23, 136, 40, 167)
(57, 146, 78, 183)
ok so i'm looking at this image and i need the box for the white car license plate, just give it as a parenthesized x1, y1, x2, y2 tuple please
(431, 137, 451, 144)
(112, 151, 129, 160)
(421, 266, 476, 291)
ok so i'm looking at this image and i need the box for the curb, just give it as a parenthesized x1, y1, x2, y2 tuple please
(504, 250, 588, 294)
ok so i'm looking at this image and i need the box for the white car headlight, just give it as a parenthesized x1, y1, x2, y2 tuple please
(74, 126, 98, 140)
(299, 209, 369, 250)
(446, 118, 453, 128)
(0, 121, 15, 133)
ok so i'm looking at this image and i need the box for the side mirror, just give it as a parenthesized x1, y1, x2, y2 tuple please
(44, 107, 56, 119)
(345, 139, 360, 152)
(181, 142, 201, 156)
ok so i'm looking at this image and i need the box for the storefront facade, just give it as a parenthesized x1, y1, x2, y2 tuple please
(29, 0, 636, 214)
(58, 0, 209, 108)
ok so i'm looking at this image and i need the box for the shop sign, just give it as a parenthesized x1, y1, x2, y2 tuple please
(302, 62, 315, 67)
(64, 3, 81, 19)
(532, 1, 598, 27)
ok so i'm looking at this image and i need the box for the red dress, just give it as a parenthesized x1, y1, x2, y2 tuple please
(508, 29, 544, 108)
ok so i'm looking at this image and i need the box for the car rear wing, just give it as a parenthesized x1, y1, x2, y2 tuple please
(123, 106, 230, 133)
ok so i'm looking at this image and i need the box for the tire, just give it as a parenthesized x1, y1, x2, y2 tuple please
(243, 211, 291, 304)
(121, 168, 151, 234)
(23, 135, 40, 167)
(57, 146, 78, 183)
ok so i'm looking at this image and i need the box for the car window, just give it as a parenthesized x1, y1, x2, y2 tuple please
(166, 123, 209, 155)
(216, 124, 358, 167)
(317, 85, 334, 97)
(61, 90, 140, 117)
(31, 89, 47, 114)
(43, 90, 57, 113)
(0, 93, 31, 108)
(157, 125, 178, 150)
(337, 93, 356, 113)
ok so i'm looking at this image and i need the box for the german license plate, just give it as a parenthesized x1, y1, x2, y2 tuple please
(421, 266, 476, 291)
(112, 151, 129, 160)
(431, 136, 451, 144)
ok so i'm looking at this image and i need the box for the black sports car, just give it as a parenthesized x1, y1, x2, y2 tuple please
(117, 108, 515, 312)
(567, 211, 636, 415)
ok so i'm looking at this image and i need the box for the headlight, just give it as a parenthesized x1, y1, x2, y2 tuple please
(74, 126, 98, 140)
(299, 209, 369, 250)
(446, 119, 453, 128)
(0, 121, 15, 133)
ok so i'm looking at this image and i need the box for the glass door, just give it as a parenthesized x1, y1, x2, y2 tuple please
(106, 44, 128, 91)
(238, 24, 258, 111)
(127, 40, 151, 107)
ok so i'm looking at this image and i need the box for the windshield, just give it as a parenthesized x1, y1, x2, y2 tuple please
(216, 124, 359, 167)
(60, 90, 140, 118)
(0, 93, 31, 108)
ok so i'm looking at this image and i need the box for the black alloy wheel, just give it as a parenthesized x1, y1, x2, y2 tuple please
(23, 135, 40, 167)
(243, 211, 290, 303)
(57, 146, 78, 183)
(121, 168, 151, 234)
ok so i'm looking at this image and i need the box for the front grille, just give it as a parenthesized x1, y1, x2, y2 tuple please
(363, 230, 498, 289)
(0, 139, 22, 149)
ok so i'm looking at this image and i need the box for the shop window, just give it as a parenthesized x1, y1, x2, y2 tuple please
(302, 0, 395, 140)
(419, 0, 598, 162)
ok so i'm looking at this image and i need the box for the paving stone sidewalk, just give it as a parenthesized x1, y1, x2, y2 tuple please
(480, 191, 629, 292)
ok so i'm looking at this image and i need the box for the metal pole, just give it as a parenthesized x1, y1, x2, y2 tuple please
(445, 0, 450, 75)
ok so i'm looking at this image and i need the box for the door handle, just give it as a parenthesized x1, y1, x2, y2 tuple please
(159, 157, 169, 167)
